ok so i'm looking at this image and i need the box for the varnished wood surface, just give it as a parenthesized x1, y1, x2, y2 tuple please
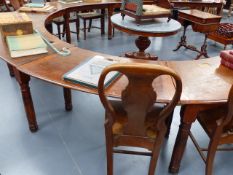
(167, 57, 233, 104)
(0, 0, 232, 172)
(179, 9, 222, 24)
(0, 0, 231, 104)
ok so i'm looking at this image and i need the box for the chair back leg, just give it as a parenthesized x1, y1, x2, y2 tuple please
(88, 19, 92, 32)
(83, 19, 87, 40)
(55, 24, 61, 39)
(165, 110, 174, 138)
(148, 130, 166, 175)
(105, 124, 113, 175)
(206, 129, 222, 175)
(76, 19, 80, 41)
(101, 15, 105, 35)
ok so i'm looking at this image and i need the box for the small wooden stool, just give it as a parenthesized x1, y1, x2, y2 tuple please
(208, 23, 233, 49)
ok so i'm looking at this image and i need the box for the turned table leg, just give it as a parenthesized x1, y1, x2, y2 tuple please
(169, 105, 195, 173)
(13, 68, 38, 132)
(125, 36, 158, 60)
(169, 104, 222, 173)
(63, 87, 72, 111)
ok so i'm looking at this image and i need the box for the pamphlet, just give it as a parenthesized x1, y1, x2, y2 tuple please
(63, 55, 120, 88)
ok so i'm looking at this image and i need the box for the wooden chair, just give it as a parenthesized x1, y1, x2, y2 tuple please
(52, 12, 79, 40)
(189, 85, 233, 175)
(98, 63, 182, 175)
(120, 0, 172, 24)
(77, 10, 105, 40)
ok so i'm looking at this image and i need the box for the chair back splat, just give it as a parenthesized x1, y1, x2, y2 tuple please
(98, 63, 182, 175)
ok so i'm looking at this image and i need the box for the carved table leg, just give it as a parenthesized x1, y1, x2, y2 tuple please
(7, 63, 15, 77)
(13, 68, 38, 132)
(125, 36, 158, 60)
(63, 87, 72, 111)
(195, 34, 209, 60)
(173, 24, 188, 51)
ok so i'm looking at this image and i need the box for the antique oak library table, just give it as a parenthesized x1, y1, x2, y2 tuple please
(0, 0, 231, 174)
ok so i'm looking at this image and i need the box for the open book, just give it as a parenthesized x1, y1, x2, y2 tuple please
(63, 55, 120, 88)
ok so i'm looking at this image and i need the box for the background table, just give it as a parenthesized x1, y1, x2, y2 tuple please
(111, 14, 181, 60)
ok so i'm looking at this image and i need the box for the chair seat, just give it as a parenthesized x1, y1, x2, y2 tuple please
(52, 12, 77, 23)
(110, 100, 165, 139)
(197, 105, 233, 145)
(142, 5, 171, 16)
(78, 12, 102, 19)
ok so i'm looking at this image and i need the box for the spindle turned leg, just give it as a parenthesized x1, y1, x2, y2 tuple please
(63, 87, 72, 111)
(13, 68, 38, 132)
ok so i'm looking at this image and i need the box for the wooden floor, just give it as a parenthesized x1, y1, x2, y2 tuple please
(0, 11, 233, 175)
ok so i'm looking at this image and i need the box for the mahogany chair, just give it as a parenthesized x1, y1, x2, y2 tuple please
(120, 0, 172, 24)
(98, 63, 182, 175)
(189, 85, 233, 175)
(77, 10, 105, 40)
(52, 13, 79, 40)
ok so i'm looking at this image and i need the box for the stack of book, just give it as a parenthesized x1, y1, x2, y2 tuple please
(6, 33, 48, 58)
(220, 50, 233, 69)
